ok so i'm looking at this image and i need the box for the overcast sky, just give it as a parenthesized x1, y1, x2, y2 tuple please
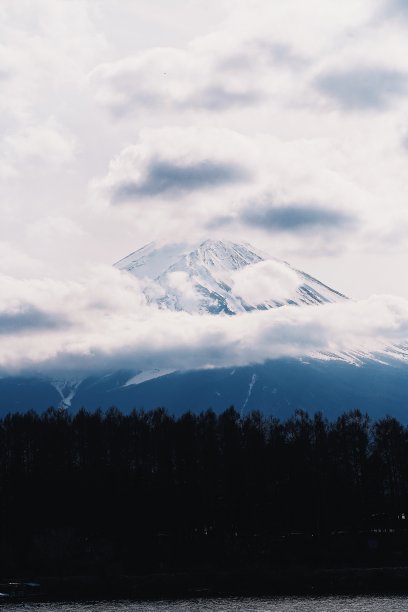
(2, 0, 408, 373)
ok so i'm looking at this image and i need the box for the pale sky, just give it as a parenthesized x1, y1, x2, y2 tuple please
(2, 0, 408, 373)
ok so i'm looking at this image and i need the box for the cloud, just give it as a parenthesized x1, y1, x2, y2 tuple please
(241, 204, 354, 232)
(0, 242, 43, 276)
(96, 127, 254, 208)
(0, 119, 77, 181)
(217, 41, 308, 73)
(3, 119, 76, 167)
(165, 271, 202, 311)
(89, 1, 385, 118)
(315, 67, 408, 110)
(26, 216, 86, 242)
(0, 264, 408, 374)
(383, 0, 408, 16)
(264, 43, 308, 68)
(192, 86, 261, 110)
(4, 0, 408, 356)
(229, 260, 301, 304)
(0, 2, 103, 180)
(89, 47, 262, 115)
(112, 159, 246, 202)
(94, 121, 368, 260)
(0, 307, 66, 335)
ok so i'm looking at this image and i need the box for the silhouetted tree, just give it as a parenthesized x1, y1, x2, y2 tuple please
(0, 405, 407, 576)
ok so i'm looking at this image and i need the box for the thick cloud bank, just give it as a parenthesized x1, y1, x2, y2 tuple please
(0, 266, 407, 374)
(2, 0, 408, 371)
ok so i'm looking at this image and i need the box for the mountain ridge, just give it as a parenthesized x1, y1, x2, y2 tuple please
(1, 238, 407, 419)
(115, 238, 348, 315)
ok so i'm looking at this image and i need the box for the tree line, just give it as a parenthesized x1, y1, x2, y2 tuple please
(0, 406, 407, 576)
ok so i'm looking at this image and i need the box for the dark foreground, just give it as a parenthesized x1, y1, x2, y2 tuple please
(2, 595, 408, 612)
(4, 566, 408, 603)
(6, 561, 408, 603)
(2, 407, 408, 601)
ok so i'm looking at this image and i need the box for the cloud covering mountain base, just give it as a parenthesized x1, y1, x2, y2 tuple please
(1, 254, 408, 374)
(2, 238, 408, 420)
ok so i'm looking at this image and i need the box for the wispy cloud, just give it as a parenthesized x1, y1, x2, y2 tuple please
(191, 86, 261, 110)
(241, 204, 355, 232)
(90, 47, 263, 116)
(0, 307, 67, 335)
(112, 159, 247, 202)
(315, 67, 408, 110)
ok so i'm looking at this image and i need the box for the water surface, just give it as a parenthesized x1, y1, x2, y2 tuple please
(2, 596, 408, 611)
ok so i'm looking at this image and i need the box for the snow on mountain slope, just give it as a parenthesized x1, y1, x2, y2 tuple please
(2, 239, 407, 416)
(124, 369, 176, 386)
(114, 239, 347, 314)
(114, 239, 408, 372)
(51, 377, 84, 409)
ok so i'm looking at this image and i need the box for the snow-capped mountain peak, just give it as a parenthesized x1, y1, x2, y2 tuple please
(114, 238, 347, 314)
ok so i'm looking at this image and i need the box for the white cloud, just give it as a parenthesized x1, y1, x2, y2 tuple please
(0, 265, 407, 373)
(0, 241, 43, 276)
(2, 0, 408, 375)
(165, 271, 202, 311)
(229, 260, 301, 304)
(3, 118, 76, 170)
(91, 125, 365, 259)
(26, 216, 85, 241)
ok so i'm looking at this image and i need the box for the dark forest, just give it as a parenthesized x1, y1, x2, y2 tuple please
(2, 406, 408, 596)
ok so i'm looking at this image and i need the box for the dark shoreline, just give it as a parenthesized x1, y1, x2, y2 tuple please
(4, 566, 408, 603)
(2, 408, 408, 604)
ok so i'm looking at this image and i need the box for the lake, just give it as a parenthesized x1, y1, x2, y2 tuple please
(2, 597, 408, 611)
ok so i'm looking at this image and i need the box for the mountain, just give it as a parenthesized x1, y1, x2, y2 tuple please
(114, 239, 347, 314)
(61, 358, 408, 423)
(1, 238, 408, 421)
